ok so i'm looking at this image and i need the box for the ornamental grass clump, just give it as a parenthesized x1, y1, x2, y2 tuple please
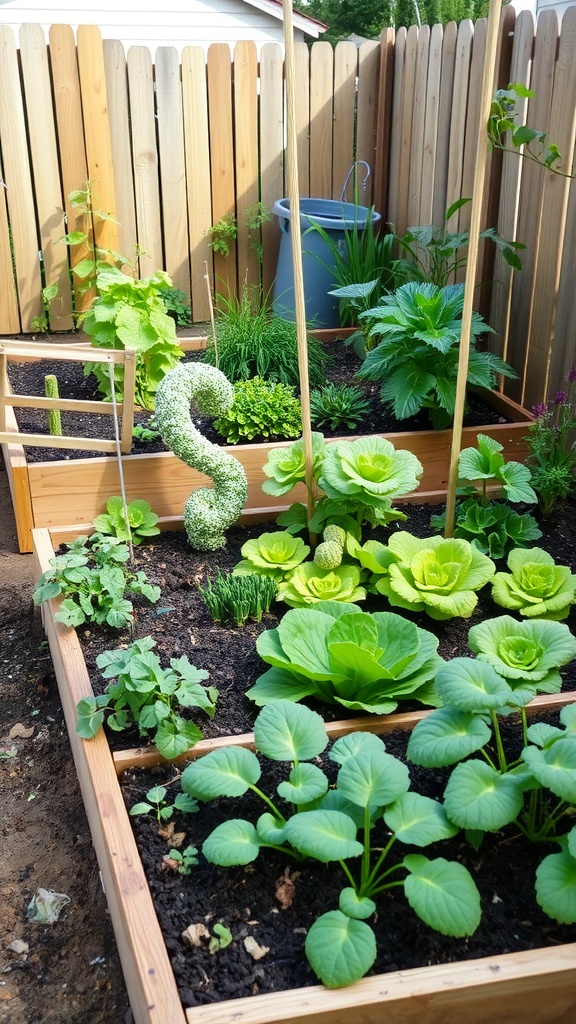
(180, 700, 481, 988)
(375, 532, 496, 620)
(491, 547, 576, 620)
(525, 370, 576, 516)
(198, 570, 277, 627)
(248, 601, 443, 713)
(154, 363, 248, 551)
(310, 383, 372, 433)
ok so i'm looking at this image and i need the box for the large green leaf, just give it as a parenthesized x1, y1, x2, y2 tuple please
(181, 746, 261, 800)
(535, 849, 576, 924)
(329, 731, 386, 766)
(246, 667, 317, 707)
(305, 911, 376, 988)
(337, 749, 410, 808)
(522, 739, 576, 803)
(403, 855, 481, 936)
(202, 819, 261, 866)
(277, 763, 329, 805)
(434, 658, 513, 711)
(407, 708, 491, 767)
(384, 792, 458, 846)
(254, 700, 328, 762)
(443, 761, 524, 830)
(283, 810, 363, 862)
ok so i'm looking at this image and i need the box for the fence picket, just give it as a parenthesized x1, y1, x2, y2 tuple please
(259, 43, 283, 298)
(294, 43, 310, 198)
(155, 47, 190, 300)
(408, 26, 431, 227)
(182, 46, 212, 321)
(234, 41, 260, 293)
(127, 46, 163, 278)
(0, 26, 43, 331)
(432, 20, 457, 227)
(310, 42, 334, 198)
(333, 43, 357, 202)
(103, 40, 138, 273)
(207, 44, 237, 301)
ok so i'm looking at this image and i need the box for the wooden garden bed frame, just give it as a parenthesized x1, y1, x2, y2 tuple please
(2, 332, 533, 552)
(32, 525, 576, 1024)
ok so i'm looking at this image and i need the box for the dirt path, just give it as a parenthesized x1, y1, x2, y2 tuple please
(0, 458, 130, 1024)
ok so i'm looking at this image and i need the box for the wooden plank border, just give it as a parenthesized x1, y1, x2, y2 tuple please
(32, 523, 576, 1024)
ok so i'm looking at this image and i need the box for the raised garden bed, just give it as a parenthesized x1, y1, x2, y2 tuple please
(2, 332, 532, 552)
(31, 505, 576, 1024)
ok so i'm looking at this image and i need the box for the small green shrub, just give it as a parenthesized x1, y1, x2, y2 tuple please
(92, 497, 160, 545)
(310, 383, 371, 432)
(213, 377, 303, 443)
(203, 289, 330, 388)
(198, 570, 277, 627)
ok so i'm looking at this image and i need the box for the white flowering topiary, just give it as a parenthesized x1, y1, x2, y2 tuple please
(154, 363, 248, 550)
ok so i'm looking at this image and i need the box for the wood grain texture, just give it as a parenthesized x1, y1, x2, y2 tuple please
(407, 26, 430, 227)
(19, 24, 73, 331)
(394, 25, 418, 238)
(50, 25, 94, 313)
(309, 42, 334, 198)
(127, 46, 164, 277)
(0, 153, 19, 333)
(332, 43, 357, 202)
(234, 41, 260, 292)
(373, 28, 395, 222)
(259, 43, 284, 297)
(418, 23, 443, 226)
(0, 26, 43, 330)
(103, 39, 139, 272)
(156, 47, 190, 298)
(76, 26, 120, 262)
(294, 42, 311, 198)
(445, 20, 473, 232)
(182, 46, 213, 321)
(387, 27, 407, 228)
(207, 44, 237, 300)
(432, 20, 457, 227)
(355, 41, 380, 208)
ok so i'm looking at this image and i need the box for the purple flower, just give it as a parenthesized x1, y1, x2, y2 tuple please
(532, 403, 548, 418)
(554, 390, 567, 405)
(567, 367, 576, 383)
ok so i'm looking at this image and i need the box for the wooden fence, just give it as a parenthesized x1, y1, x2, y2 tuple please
(0, 11, 575, 405)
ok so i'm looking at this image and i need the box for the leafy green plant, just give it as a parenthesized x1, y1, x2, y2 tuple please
(375, 532, 496, 620)
(203, 288, 330, 389)
(468, 616, 576, 701)
(394, 199, 525, 288)
(277, 562, 366, 607)
(213, 377, 302, 443)
(130, 784, 198, 822)
(92, 497, 160, 546)
(357, 282, 517, 428)
(132, 416, 161, 443)
(165, 845, 200, 875)
(407, 668, 576, 927)
(32, 533, 160, 629)
(525, 371, 576, 516)
(44, 374, 62, 436)
(163, 287, 192, 326)
(310, 383, 371, 432)
(491, 547, 576, 621)
(262, 433, 327, 497)
(208, 215, 238, 257)
(180, 700, 481, 988)
(233, 531, 310, 581)
(64, 182, 131, 300)
(488, 84, 572, 177)
(198, 570, 277, 627)
(430, 433, 541, 558)
(248, 601, 443, 713)
(83, 266, 184, 411)
(76, 636, 218, 759)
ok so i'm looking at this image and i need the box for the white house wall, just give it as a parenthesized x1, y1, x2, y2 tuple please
(0, 0, 311, 53)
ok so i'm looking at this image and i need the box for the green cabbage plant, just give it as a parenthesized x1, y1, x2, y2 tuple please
(247, 601, 443, 713)
(491, 547, 576, 620)
(180, 701, 481, 987)
(92, 497, 160, 546)
(262, 433, 326, 497)
(233, 531, 310, 581)
(375, 532, 496, 620)
(468, 616, 576, 702)
(278, 563, 366, 607)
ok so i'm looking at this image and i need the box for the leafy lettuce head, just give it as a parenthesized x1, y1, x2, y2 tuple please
(318, 436, 422, 510)
(278, 563, 366, 607)
(262, 433, 326, 497)
(468, 615, 576, 701)
(376, 532, 495, 620)
(491, 547, 576, 620)
(233, 531, 310, 580)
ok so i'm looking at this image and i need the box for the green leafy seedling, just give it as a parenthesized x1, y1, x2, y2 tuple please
(130, 785, 198, 822)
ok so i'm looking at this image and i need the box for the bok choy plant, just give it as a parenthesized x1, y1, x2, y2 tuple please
(180, 701, 481, 988)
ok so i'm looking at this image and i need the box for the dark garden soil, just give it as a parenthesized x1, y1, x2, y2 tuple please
(0, 459, 130, 1023)
(67, 498, 576, 1010)
(7, 334, 510, 463)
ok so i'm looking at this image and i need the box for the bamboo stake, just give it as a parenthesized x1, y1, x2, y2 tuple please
(444, 0, 502, 537)
(283, 0, 316, 531)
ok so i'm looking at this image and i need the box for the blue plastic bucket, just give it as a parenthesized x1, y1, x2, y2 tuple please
(272, 198, 381, 328)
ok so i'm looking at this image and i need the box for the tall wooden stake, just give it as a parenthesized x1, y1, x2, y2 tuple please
(444, 0, 502, 537)
(283, 0, 316, 530)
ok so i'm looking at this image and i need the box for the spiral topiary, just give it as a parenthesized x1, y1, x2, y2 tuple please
(154, 363, 248, 550)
